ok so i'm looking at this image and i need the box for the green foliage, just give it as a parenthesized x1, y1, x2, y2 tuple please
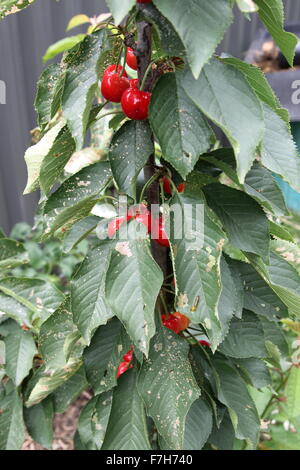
(1, 0, 300, 451)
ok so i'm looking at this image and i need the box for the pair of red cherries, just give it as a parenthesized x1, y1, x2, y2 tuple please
(101, 55, 151, 121)
(117, 347, 134, 378)
(107, 205, 170, 247)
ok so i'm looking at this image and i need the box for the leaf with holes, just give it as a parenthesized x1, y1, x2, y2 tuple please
(105, 223, 163, 355)
(138, 325, 200, 450)
(78, 391, 113, 450)
(43, 161, 111, 238)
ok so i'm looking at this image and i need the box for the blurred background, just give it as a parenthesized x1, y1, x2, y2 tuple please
(0, 0, 300, 234)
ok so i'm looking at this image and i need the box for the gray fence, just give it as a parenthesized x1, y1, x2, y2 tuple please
(0, 0, 299, 234)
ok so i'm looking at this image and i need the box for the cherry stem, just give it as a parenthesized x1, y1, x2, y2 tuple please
(96, 110, 124, 120)
(140, 60, 156, 91)
(159, 292, 169, 316)
(139, 171, 161, 203)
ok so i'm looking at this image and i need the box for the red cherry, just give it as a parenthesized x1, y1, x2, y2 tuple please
(178, 183, 185, 193)
(101, 65, 129, 103)
(121, 80, 151, 120)
(126, 48, 138, 71)
(137, 0, 152, 3)
(117, 361, 129, 378)
(107, 215, 132, 238)
(152, 216, 169, 247)
(123, 348, 134, 363)
(103, 65, 128, 78)
(162, 176, 172, 195)
(173, 312, 190, 331)
(199, 340, 211, 347)
(162, 314, 181, 334)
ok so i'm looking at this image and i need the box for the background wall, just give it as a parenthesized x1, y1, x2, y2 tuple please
(0, 0, 299, 234)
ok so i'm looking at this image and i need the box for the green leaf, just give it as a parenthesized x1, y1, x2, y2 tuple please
(0, 383, 25, 450)
(78, 391, 113, 450)
(0, 277, 65, 325)
(105, 0, 135, 25)
(52, 366, 88, 413)
(171, 184, 226, 347)
(4, 320, 37, 386)
(62, 30, 106, 150)
(83, 318, 131, 395)
(246, 251, 300, 318)
(24, 120, 65, 194)
(244, 164, 287, 217)
(220, 56, 289, 124)
(183, 398, 213, 450)
(286, 367, 300, 419)
(204, 184, 269, 261)
(179, 59, 264, 182)
(71, 243, 114, 343)
(39, 298, 77, 371)
(270, 222, 294, 242)
(153, 0, 233, 79)
(200, 149, 288, 216)
(141, 3, 185, 57)
(105, 223, 163, 355)
(66, 14, 90, 31)
(34, 64, 64, 131)
(0, 292, 31, 327)
(138, 325, 200, 449)
(213, 359, 260, 448)
(254, 0, 298, 67)
(208, 410, 235, 450)
(0, 0, 36, 19)
(25, 358, 82, 407)
(234, 358, 271, 388)
(265, 425, 300, 450)
(260, 105, 300, 193)
(235, 260, 287, 320)
(63, 216, 100, 253)
(149, 73, 214, 178)
(43, 161, 111, 238)
(109, 120, 154, 199)
(39, 126, 76, 195)
(216, 256, 243, 344)
(0, 238, 27, 269)
(43, 35, 86, 63)
(218, 311, 268, 359)
(23, 397, 54, 449)
(102, 368, 150, 450)
(259, 316, 288, 355)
